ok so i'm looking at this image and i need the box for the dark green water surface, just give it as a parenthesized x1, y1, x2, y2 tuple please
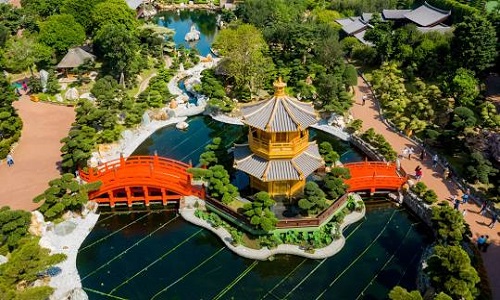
(77, 206, 429, 299)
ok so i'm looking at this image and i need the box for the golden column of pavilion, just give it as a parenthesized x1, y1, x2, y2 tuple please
(234, 78, 324, 197)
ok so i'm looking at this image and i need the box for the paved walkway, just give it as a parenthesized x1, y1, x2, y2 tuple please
(0, 95, 75, 211)
(351, 76, 500, 298)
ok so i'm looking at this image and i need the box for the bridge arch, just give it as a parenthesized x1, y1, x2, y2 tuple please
(343, 161, 408, 193)
(79, 155, 204, 207)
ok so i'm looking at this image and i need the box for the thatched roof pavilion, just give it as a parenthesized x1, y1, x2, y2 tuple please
(56, 47, 96, 70)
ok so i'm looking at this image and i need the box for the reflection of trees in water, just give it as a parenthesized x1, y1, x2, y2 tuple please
(159, 10, 217, 38)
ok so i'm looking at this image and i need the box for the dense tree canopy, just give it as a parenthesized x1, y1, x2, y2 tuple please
(38, 14, 86, 55)
(0, 207, 31, 253)
(214, 24, 274, 99)
(243, 191, 278, 232)
(451, 15, 497, 74)
(2, 35, 53, 73)
(91, 0, 137, 32)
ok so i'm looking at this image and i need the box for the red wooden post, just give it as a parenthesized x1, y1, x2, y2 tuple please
(108, 191, 115, 208)
(161, 188, 167, 206)
(143, 186, 150, 206)
(120, 153, 125, 167)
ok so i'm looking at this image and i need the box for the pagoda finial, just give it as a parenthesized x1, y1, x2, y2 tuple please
(273, 77, 287, 97)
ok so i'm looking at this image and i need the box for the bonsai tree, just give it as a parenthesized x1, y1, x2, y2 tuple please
(243, 191, 278, 232)
(0, 207, 31, 253)
(298, 182, 328, 215)
(431, 202, 467, 245)
(206, 165, 238, 204)
(323, 167, 350, 199)
(33, 173, 101, 221)
(319, 141, 340, 166)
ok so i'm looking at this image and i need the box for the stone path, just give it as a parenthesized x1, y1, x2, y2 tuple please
(0, 95, 75, 211)
(134, 72, 157, 98)
(351, 76, 500, 298)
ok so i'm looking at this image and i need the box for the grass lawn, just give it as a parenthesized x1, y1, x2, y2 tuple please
(486, 1, 499, 13)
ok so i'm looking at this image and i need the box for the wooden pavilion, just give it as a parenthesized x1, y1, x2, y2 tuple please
(233, 78, 324, 197)
(56, 47, 95, 77)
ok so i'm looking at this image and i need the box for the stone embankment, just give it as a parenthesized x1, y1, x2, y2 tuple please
(179, 196, 365, 260)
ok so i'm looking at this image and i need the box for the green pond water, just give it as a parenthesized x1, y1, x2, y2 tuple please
(77, 116, 430, 299)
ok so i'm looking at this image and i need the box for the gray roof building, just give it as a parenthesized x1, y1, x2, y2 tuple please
(234, 143, 323, 181)
(56, 47, 96, 69)
(382, 9, 412, 20)
(240, 82, 318, 132)
(336, 17, 369, 35)
(404, 2, 451, 27)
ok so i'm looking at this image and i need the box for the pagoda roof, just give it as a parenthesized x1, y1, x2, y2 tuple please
(240, 79, 318, 132)
(416, 24, 453, 33)
(404, 2, 450, 27)
(233, 143, 323, 181)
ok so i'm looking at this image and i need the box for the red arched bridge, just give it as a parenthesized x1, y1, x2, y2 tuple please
(80, 156, 407, 207)
(343, 161, 408, 193)
(79, 155, 204, 207)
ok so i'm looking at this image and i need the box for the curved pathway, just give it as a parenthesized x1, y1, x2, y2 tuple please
(0, 95, 75, 211)
(351, 76, 500, 298)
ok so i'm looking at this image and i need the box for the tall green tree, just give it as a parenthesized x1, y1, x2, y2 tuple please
(60, 126, 96, 172)
(38, 14, 86, 55)
(60, 0, 103, 32)
(91, 0, 137, 32)
(20, 0, 65, 18)
(33, 173, 101, 221)
(2, 36, 53, 73)
(451, 15, 497, 74)
(425, 245, 480, 300)
(214, 24, 274, 99)
(93, 23, 142, 83)
(450, 68, 479, 107)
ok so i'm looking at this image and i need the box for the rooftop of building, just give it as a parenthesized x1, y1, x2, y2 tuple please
(240, 78, 318, 132)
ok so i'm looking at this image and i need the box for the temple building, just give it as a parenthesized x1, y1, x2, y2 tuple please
(233, 78, 324, 197)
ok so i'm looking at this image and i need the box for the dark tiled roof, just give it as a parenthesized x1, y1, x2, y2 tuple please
(382, 9, 412, 20)
(353, 28, 374, 46)
(241, 95, 318, 132)
(404, 2, 451, 27)
(233, 143, 323, 181)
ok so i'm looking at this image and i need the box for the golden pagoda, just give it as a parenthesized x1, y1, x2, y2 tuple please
(234, 78, 324, 197)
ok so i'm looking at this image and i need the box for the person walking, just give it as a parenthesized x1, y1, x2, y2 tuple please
(487, 213, 497, 229)
(414, 166, 422, 181)
(453, 197, 460, 210)
(362, 95, 367, 106)
(477, 235, 486, 249)
(419, 149, 426, 161)
(6, 153, 14, 167)
(480, 201, 489, 216)
(432, 154, 438, 169)
(408, 147, 414, 160)
(482, 236, 490, 253)
(462, 193, 469, 204)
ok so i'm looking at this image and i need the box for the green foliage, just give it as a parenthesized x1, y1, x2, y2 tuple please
(451, 15, 497, 74)
(60, 0, 102, 32)
(214, 24, 274, 99)
(423, 189, 438, 205)
(433, 292, 453, 300)
(200, 69, 236, 113)
(2, 36, 54, 73)
(388, 286, 423, 300)
(411, 182, 428, 198)
(431, 203, 466, 245)
(93, 23, 142, 83)
(0, 237, 66, 300)
(20, 0, 65, 18)
(243, 191, 278, 232)
(91, 0, 137, 32)
(465, 151, 498, 184)
(38, 14, 86, 55)
(479, 101, 500, 128)
(346, 119, 363, 134)
(319, 141, 340, 166)
(199, 138, 222, 167)
(187, 167, 212, 180)
(0, 73, 22, 159)
(340, 36, 361, 57)
(0, 207, 31, 254)
(425, 245, 480, 300)
(323, 167, 350, 199)
(450, 68, 479, 107)
(298, 182, 327, 216)
(45, 70, 60, 95)
(342, 64, 358, 88)
(360, 128, 398, 161)
(452, 107, 477, 132)
(206, 165, 239, 203)
(33, 173, 101, 221)
(60, 126, 96, 173)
